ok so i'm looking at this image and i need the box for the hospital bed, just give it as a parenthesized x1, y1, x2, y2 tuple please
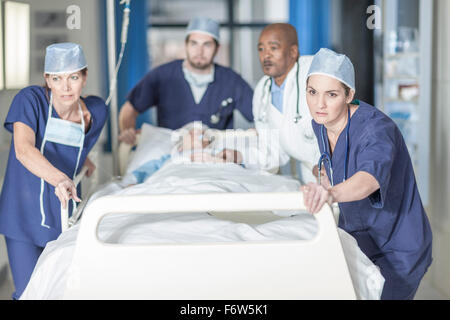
(21, 124, 384, 300)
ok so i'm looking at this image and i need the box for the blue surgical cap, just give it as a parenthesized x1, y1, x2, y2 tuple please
(44, 42, 87, 74)
(186, 17, 220, 42)
(307, 48, 355, 91)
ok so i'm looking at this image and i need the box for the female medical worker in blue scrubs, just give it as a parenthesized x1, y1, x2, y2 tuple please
(0, 43, 108, 299)
(302, 48, 432, 300)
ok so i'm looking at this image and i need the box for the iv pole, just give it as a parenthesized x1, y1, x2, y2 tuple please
(106, 0, 120, 176)
(106, 0, 131, 176)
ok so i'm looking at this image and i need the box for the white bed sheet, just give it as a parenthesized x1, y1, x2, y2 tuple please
(21, 161, 384, 300)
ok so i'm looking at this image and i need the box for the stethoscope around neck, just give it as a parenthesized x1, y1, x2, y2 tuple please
(259, 62, 302, 124)
(318, 107, 351, 187)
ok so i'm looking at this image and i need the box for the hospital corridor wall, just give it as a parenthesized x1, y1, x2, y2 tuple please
(428, 0, 450, 300)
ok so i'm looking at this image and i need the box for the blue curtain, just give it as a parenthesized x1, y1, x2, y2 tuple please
(289, 0, 331, 55)
(115, 0, 151, 128)
(103, 0, 151, 152)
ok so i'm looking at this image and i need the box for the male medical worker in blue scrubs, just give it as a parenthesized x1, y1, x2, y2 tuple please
(302, 48, 432, 300)
(0, 43, 108, 299)
(118, 17, 254, 145)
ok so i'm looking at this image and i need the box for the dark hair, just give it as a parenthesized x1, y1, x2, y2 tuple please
(341, 83, 351, 97)
(43, 67, 88, 98)
(185, 34, 219, 48)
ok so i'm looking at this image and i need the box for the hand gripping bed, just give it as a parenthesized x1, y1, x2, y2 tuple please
(64, 192, 355, 299)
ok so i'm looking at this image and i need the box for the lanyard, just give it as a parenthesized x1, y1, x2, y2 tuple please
(39, 92, 85, 229)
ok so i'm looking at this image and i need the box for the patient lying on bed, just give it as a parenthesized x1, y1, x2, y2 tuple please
(121, 122, 246, 186)
(179, 125, 244, 163)
(21, 123, 385, 300)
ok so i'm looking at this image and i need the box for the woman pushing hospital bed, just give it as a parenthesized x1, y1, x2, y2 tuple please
(187, 48, 432, 300)
(20, 123, 384, 300)
(0, 43, 108, 300)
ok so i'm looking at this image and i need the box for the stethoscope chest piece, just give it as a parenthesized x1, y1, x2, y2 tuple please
(210, 97, 233, 125)
(210, 114, 220, 124)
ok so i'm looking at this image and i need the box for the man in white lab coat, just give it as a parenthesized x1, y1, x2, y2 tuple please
(191, 23, 320, 183)
(243, 23, 320, 183)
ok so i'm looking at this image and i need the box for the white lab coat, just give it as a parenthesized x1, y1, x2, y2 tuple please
(242, 56, 320, 184)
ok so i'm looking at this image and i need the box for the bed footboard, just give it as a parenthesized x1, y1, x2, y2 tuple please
(63, 192, 356, 299)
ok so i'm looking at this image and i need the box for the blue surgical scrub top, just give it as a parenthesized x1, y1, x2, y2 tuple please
(270, 78, 286, 113)
(0, 86, 108, 247)
(126, 60, 254, 130)
(312, 101, 432, 299)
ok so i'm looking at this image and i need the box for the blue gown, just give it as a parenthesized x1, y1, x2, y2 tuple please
(311, 101, 432, 300)
(0, 86, 108, 247)
(127, 60, 254, 130)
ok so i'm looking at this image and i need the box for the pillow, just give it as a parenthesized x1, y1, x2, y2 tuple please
(125, 123, 174, 174)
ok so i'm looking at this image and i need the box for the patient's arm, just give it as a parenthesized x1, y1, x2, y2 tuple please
(216, 149, 243, 164)
(177, 127, 212, 152)
(190, 151, 225, 163)
(190, 149, 243, 164)
(119, 101, 140, 145)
